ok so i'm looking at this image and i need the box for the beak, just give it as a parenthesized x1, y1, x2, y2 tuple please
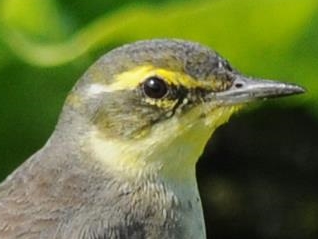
(212, 74, 305, 105)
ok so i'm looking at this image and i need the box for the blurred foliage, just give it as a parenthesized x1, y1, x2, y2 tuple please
(0, 0, 317, 238)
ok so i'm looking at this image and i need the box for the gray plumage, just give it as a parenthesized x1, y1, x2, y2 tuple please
(0, 140, 194, 239)
(0, 39, 305, 239)
(0, 39, 219, 239)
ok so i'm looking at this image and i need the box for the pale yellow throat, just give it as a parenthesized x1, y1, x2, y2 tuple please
(85, 105, 241, 182)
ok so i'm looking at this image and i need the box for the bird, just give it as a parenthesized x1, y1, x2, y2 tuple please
(0, 39, 304, 239)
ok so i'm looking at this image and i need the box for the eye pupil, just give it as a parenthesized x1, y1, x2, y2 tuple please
(143, 76, 168, 99)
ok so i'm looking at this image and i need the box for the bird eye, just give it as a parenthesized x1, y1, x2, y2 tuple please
(142, 76, 168, 99)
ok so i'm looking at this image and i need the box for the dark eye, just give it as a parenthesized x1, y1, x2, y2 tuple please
(142, 76, 168, 99)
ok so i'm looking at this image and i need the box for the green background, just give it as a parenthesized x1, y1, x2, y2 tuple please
(0, 0, 317, 238)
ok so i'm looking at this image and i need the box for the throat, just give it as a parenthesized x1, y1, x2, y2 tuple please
(82, 126, 208, 238)
(85, 123, 213, 183)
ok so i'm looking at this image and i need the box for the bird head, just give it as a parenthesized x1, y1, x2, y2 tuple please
(56, 39, 304, 181)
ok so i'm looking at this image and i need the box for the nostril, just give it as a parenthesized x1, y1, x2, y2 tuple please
(234, 82, 244, 88)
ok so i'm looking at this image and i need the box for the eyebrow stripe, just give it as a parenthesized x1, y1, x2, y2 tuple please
(87, 83, 113, 95)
